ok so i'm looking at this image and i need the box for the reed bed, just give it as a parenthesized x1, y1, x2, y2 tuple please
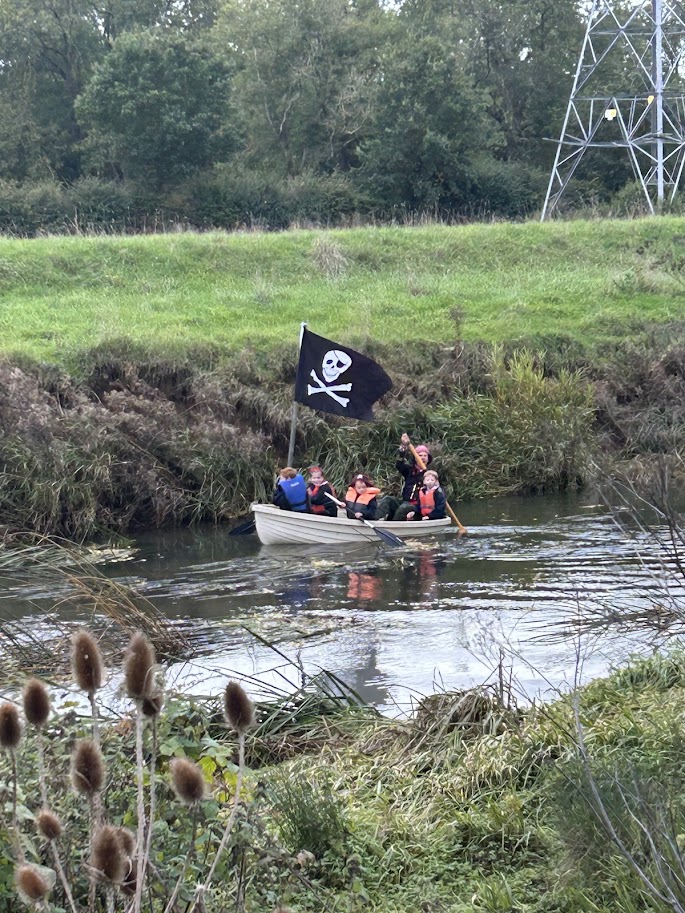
(0, 540, 189, 684)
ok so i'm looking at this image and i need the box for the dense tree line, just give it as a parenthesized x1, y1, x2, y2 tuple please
(0, 0, 648, 232)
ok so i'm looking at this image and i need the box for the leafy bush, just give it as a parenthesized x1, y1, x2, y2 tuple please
(67, 178, 137, 232)
(181, 165, 361, 229)
(431, 351, 595, 498)
(471, 157, 546, 219)
(0, 181, 70, 236)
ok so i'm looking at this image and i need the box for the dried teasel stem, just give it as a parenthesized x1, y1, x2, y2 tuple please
(37, 813, 77, 913)
(0, 702, 23, 862)
(8, 748, 23, 863)
(125, 633, 156, 913)
(72, 739, 105, 913)
(188, 684, 254, 912)
(161, 802, 201, 913)
(188, 730, 247, 913)
(142, 710, 160, 899)
(132, 705, 146, 913)
(23, 680, 51, 813)
(50, 846, 77, 913)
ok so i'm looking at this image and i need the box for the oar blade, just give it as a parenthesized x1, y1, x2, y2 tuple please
(229, 518, 257, 536)
(370, 524, 404, 548)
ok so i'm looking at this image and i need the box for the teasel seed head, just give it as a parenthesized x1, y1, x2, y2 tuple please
(223, 681, 254, 734)
(71, 739, 105, 796)
(92, 825, 126, 884)
(170, 758, 205, 805)
(141, 689, 164, 718)
(23, 679, 50, 728)
(37, 809, 63, 841)
(115, 827, 136, 858)
(16, 864, 50, 902)
(72, 630, 103, 694)
(0, 702, 22, 750)
(124, 632, 156, 701)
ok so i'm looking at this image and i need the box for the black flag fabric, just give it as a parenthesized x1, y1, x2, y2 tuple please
(294, 328, 393, 421)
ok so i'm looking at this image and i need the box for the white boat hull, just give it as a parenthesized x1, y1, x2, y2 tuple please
(252, 503, 452, 546)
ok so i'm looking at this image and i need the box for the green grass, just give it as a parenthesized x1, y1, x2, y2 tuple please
(1, 217, 685, 365)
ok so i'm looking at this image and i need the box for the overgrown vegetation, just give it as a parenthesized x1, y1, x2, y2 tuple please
(5, 631, 685, 913)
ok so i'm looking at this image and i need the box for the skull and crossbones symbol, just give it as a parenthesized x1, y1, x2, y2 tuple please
(307, 350, 352, 407)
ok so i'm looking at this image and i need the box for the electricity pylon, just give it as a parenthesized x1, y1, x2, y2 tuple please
(541, 0, 685, 220)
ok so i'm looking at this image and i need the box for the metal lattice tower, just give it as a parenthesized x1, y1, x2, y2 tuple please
(541, 0, 685, 220)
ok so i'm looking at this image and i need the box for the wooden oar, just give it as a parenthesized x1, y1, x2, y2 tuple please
(406, 437, 467, 535)
(228, 517, 257, 536)
(325, 493, 404, 548)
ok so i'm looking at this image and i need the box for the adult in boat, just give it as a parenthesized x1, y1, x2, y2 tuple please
(377, 433, 433, 521)
(406, 469, 447, 521)
(306, 465, 337, 518)
(345, 473, 381, 521)
(272, 466, 308, 512)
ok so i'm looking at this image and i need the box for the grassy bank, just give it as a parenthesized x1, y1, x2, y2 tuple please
(5, 648, 685, 912)
(1, 218, 685, 538)
(1, 218, 685, 364)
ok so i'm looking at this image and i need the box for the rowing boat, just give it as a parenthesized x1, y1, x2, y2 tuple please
(252, 503, 452, 546)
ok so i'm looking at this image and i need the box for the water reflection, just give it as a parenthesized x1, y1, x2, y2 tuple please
(0, 492, 681, 712)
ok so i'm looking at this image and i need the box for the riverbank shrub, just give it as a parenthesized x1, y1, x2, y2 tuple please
(431, 351, 595, 497)
(0, 330, 679, 538)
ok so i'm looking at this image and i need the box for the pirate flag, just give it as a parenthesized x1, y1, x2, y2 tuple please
(294, 328, 393, 421)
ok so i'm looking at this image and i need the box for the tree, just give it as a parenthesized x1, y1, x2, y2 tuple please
(76, 30, 235, 186)
(361, 34, 500, 212)
(0, 0, 106, 179)
(216, 0, 391, 175)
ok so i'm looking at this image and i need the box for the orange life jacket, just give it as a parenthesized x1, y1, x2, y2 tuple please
(345, 486, 380, 507)
(419, 487, 437, 518)
(309, 482, 336, 514)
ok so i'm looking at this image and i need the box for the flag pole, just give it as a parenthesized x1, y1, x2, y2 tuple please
(287, 321, 307, 466)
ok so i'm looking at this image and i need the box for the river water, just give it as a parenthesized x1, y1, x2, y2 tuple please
(1, 492, 680, 713)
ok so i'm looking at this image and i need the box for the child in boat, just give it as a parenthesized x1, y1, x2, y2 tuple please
(406, 470, 447, 521)
(306, 465, 337, 518)
(377, 432, 433, 521)
(272, 466, 308, 512)
(344, 473, 381, 521)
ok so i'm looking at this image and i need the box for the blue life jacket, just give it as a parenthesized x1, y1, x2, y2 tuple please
(278, 475, 308, 511)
